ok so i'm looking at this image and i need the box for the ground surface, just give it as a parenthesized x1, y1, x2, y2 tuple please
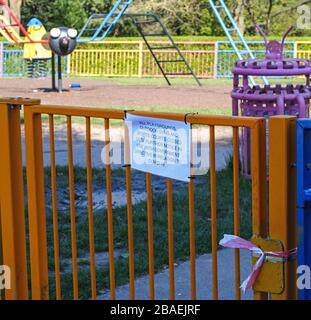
(98, 249, 252, 300)
(0, 77, 232, 110)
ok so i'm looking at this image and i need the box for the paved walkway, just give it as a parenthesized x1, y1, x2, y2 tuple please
(21, 124, 234, 171)
(98, 249, 253, 300)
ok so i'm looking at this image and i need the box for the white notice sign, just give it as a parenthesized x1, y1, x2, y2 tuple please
(125, 114, 191, 182)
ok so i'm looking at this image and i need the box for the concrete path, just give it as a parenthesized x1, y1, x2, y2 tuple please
(21, 124, 234, 171)
(98, 249, 253, 300)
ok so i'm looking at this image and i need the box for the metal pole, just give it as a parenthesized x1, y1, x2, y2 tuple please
(269, 116, 298, 300)
(57, 55, 62, 93)
(0, 99, 40, 300)
(51, 53, 56, 92)
(24, 106, 50, 300)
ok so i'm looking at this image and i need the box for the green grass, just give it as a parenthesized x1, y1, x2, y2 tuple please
(40, 159, 253, 300)
(68, 74, 309, 87)
(70, 75, 307, 87)
(72, 76, 233, 87)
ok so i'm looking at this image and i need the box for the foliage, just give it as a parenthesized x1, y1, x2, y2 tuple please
(21, 0, 113, 30)
(130, 0, 311, 37)
(15, 0, 311, 37)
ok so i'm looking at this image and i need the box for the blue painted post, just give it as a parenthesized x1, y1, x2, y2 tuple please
(0, 42, 3, 78)
(297, 119, 311, 300)
(214, 41, 218, 79)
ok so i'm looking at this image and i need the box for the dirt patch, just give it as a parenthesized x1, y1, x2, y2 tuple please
(63, 249, 128, 274)
(0, 78, 232, 109)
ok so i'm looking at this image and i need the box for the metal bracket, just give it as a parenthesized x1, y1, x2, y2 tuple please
(251, 236, 288, 294)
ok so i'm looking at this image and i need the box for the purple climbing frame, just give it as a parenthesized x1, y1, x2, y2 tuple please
(231, 25, 311, 176)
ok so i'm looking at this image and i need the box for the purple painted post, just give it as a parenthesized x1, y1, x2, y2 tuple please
(231, 26, 311, 176)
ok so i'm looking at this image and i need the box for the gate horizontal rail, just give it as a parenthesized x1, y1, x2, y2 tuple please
(0, 99, 297, 300)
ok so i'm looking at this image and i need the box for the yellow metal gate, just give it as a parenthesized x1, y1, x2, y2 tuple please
(0, 98, 297, 300)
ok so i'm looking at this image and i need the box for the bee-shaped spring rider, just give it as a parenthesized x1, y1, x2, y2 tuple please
(48, 27, 78, 92)
(24, 18, 52, 78)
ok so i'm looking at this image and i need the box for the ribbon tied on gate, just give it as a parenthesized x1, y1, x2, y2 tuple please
(219, 234, 297, 293)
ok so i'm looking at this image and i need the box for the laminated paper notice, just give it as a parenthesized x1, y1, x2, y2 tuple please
(125, 114, 191, 182)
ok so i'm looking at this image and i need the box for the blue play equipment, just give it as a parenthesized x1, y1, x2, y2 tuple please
(296, 119, 311, 300)
(27, 18, 43, 27)
(207, 0, 269, 86)
(77, 1, 201, 86)
(78, 0, 133, 43)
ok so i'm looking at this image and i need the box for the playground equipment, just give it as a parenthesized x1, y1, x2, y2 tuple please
(23, 18, 51, 60)
(0, 15, 23, 42)
(126, 13, 201, 86)
(78, 0, 200, 85)
(232, 25, 311, 176)
(81, 13, 202, 86)
(208, 0, 269, 86)
(79, 10, 201, 85)
(24, 18, 51, 78)
(0, 0, 47, 44)
(49, 27, 78, 92)
(0, 0, 77, 92)
(78, 0, 133, 43)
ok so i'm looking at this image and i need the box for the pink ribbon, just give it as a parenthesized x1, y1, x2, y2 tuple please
(219, 234, 297, 293)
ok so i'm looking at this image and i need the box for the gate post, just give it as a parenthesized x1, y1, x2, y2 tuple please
(269, 116, 297, 300)
(24, 105, 49, 300)
(0, 98, 40, 300)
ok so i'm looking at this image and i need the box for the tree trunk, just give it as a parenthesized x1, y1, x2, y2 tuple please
(9, 0, 22, 20)
(233, 0, 245, 35)
(8, 0, 23, 33)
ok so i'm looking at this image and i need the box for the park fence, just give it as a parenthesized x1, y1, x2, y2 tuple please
(0, 40, 310, 79)
(0, 98, 297, 300)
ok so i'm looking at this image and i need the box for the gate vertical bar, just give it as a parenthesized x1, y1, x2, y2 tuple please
(269, 116, 297, 300)
(124, 121, 135, 300)
(24, 106, 49, 300)
(0, 99, 35, 300)
(105, 119, 116, 300)
(0, 208, 3, 300)
(251, 118, 268, 300)
(146, 173, 155, 300)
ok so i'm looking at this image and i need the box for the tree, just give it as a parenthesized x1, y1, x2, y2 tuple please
(243, 0, 311, 36)
(19, 0, 311, 37)
(21, 0, 113, 30)
(9, 0, 22, 21)
(129, 0, 211, 36)
(1, 0, 22, 32)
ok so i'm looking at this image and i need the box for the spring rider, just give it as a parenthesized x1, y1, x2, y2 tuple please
(48, 26, 78, 93)
(23, 18, 51, 78)
(231, 25, 311, 176)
